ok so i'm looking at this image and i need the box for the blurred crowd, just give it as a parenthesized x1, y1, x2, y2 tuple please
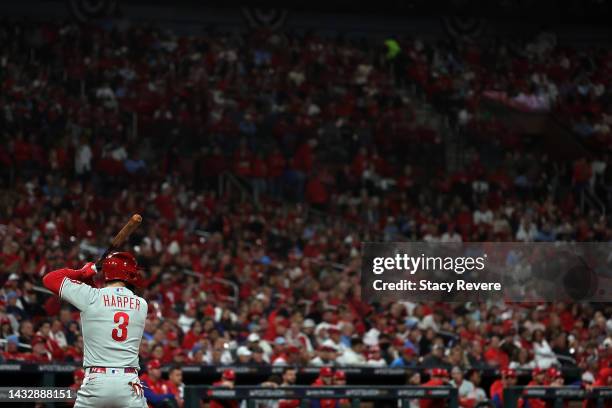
(0, 18, 611, 404)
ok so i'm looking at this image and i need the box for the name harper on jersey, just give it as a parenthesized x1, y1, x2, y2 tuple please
(102, 294, 142, 311)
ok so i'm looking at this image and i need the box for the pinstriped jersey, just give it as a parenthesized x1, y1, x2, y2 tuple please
(60, 279, 147, 369)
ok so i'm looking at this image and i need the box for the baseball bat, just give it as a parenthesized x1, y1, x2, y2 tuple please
(95, 214, 143, 271)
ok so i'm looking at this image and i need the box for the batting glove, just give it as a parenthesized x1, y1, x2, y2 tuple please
(79, 262, 97, 281)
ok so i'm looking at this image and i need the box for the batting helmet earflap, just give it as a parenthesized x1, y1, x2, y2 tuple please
(102, 252, 142, 287)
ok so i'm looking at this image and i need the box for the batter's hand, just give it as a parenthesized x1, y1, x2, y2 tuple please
(78, 262, 97, 281)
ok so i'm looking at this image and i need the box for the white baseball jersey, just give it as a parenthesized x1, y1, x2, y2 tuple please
(60, 278, 148, 368)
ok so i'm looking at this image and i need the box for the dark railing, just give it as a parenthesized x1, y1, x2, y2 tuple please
(188, 386, 459, 408)
(504, 386, 612, 408)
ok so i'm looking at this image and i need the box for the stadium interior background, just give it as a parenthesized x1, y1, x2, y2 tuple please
(1, 0, 612, 406)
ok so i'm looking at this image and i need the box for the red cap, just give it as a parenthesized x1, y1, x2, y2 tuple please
(73, 369, 85, 380)
(431, 368, 448, 377)
(287, 345, 300, 354)
(334, 370, 346, 380)
(147, 359, 161, 370)
(32, 335, 46, 346)
(547, 368, 562, 379)
(403, 347, 415, 356)
(222, 369, 236, 380)
(532, 367, 545, 377)
(319, 367, 334, 377)
(502, 368, 517, 378)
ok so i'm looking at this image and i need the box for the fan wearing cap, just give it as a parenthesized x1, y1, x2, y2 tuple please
(490, 368, 522, 408)
(2, 335, 30, 361)
(247, 332, 272, 361)
(525, 368, 547, 408)
(543, 368, 568, 408)
(69, 369, 85, 407)
(43, 252, 148, 407)
(310, 340, 339, 366)
(210, 369, 238, 408)
(333, 370, 350, 407)
(391, 346, 418, 368)
(270, 337, 292, 365)
(235, 346, 252, 365)
(419, 368, 449, 408)
(327, 326, 345, 352)
(544, 367, 564, 386)
(312, 367, 338, 408)
(313, 367, 335, 386)
(70, 368, 85, 392)
(583, 368, 612, 408)
(139, 359, 177, 407)
(366, 345, 387, 367)
(29, 334, 52, 363)
(597, 338, 612, 372)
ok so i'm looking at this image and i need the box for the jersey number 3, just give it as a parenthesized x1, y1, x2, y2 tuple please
(112, 312, 130, 342)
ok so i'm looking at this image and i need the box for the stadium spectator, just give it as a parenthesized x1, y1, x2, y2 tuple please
(310, 343, 338, 366)
(312, 367, 337, 408)
(526, 368, 547, 408)
(533, 330, 559, 369)
(209, 370, 238, 408)
(336, 337, 366, 366)
(166, 366, 185, 408)
(140, 359, 177, 408)
(490, 369, 518, 408)
(70, 368, 85, 392)
(465, 369, 488, 405)
(235, 346, 252, 365)
(422, 343, 450, 370)
(583, 368, 612, 408)
(365, 345, 387, 367)
(450, 366, 476, 407)
(276, 367, 300, 408)
(419, 368, 449, 408)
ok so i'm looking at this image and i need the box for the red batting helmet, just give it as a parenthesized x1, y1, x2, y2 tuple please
(102, 252, 142, 286)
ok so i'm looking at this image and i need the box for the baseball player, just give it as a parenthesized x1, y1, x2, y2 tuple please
(43, 252, 148, 408)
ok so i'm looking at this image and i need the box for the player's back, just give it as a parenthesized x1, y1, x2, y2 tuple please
(60, 279, 147, 369)
(82, 286, 147, 368)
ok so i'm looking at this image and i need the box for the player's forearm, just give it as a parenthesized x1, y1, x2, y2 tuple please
(42, 268, 84, 295)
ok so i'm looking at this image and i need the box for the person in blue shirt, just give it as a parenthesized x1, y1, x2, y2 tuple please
(391, 346, 418, 367)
